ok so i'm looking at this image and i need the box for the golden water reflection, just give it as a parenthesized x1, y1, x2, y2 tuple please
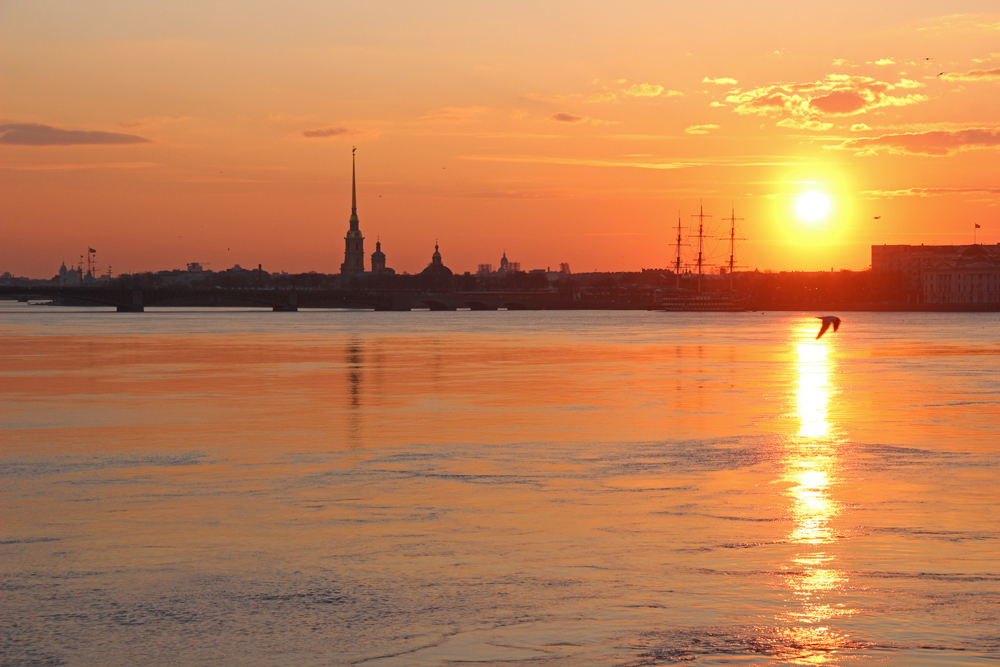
(776, 321, 852, 662)
(796, 342, 830, 438)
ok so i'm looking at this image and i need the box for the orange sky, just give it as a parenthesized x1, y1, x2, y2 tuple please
(2, 1, 998, 278)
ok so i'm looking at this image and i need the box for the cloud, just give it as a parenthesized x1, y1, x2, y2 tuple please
(777, 118, 834, 131)
(869, 58, 895, 66)
(709, 101, 726, 107)
(584, 92, 618, 104)
(942, 67, 1000, 81)
(0, 122, 151, 146)
(303, 126, 354, 138)
(462, 154, 805, 170)
(832, 58, 849, 67)
(703, 77, 738, 85)
(723, 75, 927, 129)
(851, 123, 871, 131)
(0, 161, 157, 171)
(118, 116, 190, 129)
(550, 112, 587, 123)
(684, 124, 720, 135)
(419, 106, 488, 123)
(864, 187, 1000, 197)
(830, 128, 1000, 155)
(810, 90, 868, 114)
(895, 79, 925, 88)
(524, 93, 573, 104)
(622, 83, 669, 97)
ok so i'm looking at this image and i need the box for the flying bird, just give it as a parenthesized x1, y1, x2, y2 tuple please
(936, 72, 945, 77)
(816, 316, 841, 340)
(873, 216, 881, 219)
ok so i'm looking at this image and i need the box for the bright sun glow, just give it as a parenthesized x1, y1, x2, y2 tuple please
(796, 192, 831, 222)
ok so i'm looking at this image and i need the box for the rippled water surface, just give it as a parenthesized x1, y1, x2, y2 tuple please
(2, 304, 998, 666)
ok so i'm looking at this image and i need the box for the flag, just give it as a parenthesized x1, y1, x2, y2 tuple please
(88, 247, 97, 253)
(660, 274, 670, 285)
(975, 224, 981, 229)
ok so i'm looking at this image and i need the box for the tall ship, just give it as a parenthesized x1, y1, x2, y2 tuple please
(656, 203, 750, 312)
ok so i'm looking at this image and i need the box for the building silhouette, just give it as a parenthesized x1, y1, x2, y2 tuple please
(873, 243, 1000, 304)
(420, 242, 453, 278)
(341, 149, 365, 276)
(496, 252, 509, 276)
(371, 239, 388, 275)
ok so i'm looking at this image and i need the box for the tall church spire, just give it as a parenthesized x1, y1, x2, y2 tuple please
(341, 147, 365, 276)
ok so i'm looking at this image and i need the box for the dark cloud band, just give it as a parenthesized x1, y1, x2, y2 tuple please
(0, 122, 151, 146)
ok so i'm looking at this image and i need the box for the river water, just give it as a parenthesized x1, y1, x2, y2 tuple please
(2, 304, 998, 666)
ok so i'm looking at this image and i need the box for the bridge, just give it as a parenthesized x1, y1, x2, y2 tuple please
(0, 285, 651, 312)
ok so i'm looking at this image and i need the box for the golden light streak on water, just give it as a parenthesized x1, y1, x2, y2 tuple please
(773, 319, 854, 663)
(796, 341, 830, 439)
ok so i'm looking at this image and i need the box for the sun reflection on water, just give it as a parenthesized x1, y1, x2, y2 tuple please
(774, 319, 854, 663)
(796, 341, 830, 438)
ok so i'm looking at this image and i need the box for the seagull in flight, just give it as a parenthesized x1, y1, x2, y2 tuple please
(816, 316, 841, 340)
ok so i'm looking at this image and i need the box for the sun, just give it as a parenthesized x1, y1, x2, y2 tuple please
(796, 192, 831, 222)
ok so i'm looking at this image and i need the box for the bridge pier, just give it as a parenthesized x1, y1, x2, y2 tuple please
(117, 290, 145, 312)
(272, 291, 298, 311)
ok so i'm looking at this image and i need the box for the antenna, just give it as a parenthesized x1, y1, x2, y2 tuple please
(691, 200, 712, 292)
(724, 203, 745, 291)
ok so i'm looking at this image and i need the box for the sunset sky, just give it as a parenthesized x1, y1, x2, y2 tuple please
(2, 1, 998, 278)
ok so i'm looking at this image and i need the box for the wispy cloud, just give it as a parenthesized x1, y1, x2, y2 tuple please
(685, 124, 720, 135)
(703, 77, 737, 85)
(941, 67, 1000, 81)
(0, 161, 157, 171)
(302, 126, 355, 138)
(0, 122, 151, 146)
(622, 83, 665, 97)
(550, 112, 587, 123)
(419, 106, 488, 123)
(460, 154, 805, 170)
(118, 116, 190, 129)
(620, 83, 683, 98)
(869, 58, 895, 66)
(524, 93, 575, 104)
(829, 128, 1000, 155)
(777, 118, 833, 131)
(864, 187, 1000, 197)
(584, 92, 618, 104)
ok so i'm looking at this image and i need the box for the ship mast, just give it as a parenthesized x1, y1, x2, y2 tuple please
(691, 201, 712, 293)
(673, 211, 685, 289)
(724, 204, 744, 291)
